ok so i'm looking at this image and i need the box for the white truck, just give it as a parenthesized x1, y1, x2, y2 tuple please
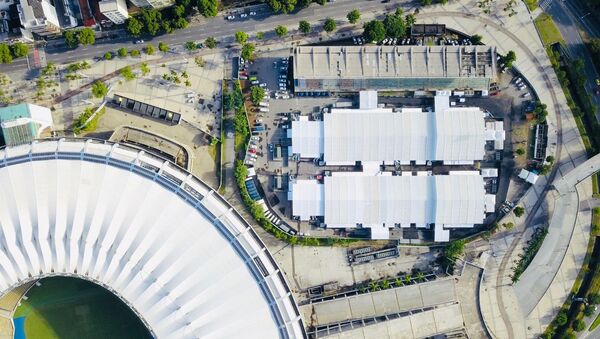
(259, 101, 269, 107)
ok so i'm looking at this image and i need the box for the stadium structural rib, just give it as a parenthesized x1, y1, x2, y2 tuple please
(0, 138, 306, 339)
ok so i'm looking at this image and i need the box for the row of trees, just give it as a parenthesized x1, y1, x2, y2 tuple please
(63, 28, 96, 48)
(127, 0, 218, 37)
(363, 9, 416, 43)
(0, 42, 29, 64)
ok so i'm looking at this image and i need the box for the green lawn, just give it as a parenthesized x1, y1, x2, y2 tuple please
(591, 310, 600, 331)
(534, 13, 566, 46)
(14, 277, 150, 339)
(524, 0, 538, 11)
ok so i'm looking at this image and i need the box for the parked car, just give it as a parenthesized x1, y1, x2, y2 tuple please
(249, 11, 256, 16)
(227, 15, 235, 20)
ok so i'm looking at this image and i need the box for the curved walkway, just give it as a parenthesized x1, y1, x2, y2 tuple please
(515, 154, 600, 316)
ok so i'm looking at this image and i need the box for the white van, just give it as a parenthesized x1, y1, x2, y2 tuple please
(259, 107, 269, 113)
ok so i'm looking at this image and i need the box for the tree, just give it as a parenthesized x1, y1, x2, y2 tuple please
(162, 21, 174, 34)
(299, 20, 311, 34)
(323, 17, 336, 33)
(205, 37, 217, 49)
(546, 155, 555, 163)
(141, 9, 162, 36)
(584, 305, 596, 316)
(198, 0, 218, 17)
(421, 0, 432, 5)
(127, 17, 143, 37)
(145, 44, 155, 55)
(504, 50, 517, 68)
(130, 49, 140, 57)
(104, 52, 112, 60)
(64, 31, 78, 48)
(471, 34, 483, 44)
(503, 222, 515, 230)
(241, 43, 256, 61)
(363, 20, 386, 43)
(120, 66, 136, 81)
(140, 62, 150, 76)
(158, 42, 169, 53)
(513, 206, 525, 218)
(555, 310, 568, 326)
(256, 32, 265, 40)
(267, 0, 297, 13)
(405, 13, 416, 27)
(250, 86, 265, 105)
(10, 42, 28, 58)
(515, 148, 525, 156)
(383, 9, 407, 38)
(173, 17, 189, 29)
(173, 4, 185, 18)
(235, 31, 248, 44)
(91, 81, 108, 98)
(275, 25, 288, 37)
(347, 9, 360, 24)
(573, 319, 585, 332)
(589, 293, 600, 305)
(0, 44, 12, 64)
(444, 240, 465, 259)
(185, 41, 197, 51)
(78, 28, 95, 46)
(540, 164, 552, 176)
(381, 279, 390, 289)
(118, 47, 128, 58)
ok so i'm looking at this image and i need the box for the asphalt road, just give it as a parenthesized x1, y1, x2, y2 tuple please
(0, 0, 414, 75)
(545, 0, 600, 121)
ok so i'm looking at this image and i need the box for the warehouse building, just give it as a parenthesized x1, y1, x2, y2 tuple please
(289, 171, 494, 241)
(293, 45, 497, 93)
(289, 92, 503, 165)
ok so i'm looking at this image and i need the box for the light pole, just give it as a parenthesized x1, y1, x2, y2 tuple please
(581, 12, 591, 20)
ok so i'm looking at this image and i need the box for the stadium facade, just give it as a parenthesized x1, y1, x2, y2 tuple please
(0, 139, 305, 339)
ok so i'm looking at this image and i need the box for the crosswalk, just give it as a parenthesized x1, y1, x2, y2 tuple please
(539, 0, 553, 10)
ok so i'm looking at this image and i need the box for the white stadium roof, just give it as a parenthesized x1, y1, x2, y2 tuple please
(0, 139, 305, 339)
(324, 174, 486, 227)
(323, 108, 486, 163)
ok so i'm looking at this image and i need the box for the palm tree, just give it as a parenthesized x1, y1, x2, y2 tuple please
(417, 272, 426, 282)
(381, 279, 390, 290)
(395, 278, 403, 287)
(405, 275, 412, 285)
(369, 281, 379, 292)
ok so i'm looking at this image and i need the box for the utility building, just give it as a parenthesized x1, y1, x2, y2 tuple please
(293, 45, 497, 93)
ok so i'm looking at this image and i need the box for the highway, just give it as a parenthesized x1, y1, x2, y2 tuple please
(544, 0, 600, 120)
(0, 0, 415, 75)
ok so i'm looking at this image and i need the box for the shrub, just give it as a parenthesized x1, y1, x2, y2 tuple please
(514, 206, 525, 218)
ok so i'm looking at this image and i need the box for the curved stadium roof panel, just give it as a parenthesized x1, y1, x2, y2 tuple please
(0, 139, 305, 339)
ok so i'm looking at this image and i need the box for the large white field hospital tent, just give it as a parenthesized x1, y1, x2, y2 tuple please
(0, 140, 305, 339)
